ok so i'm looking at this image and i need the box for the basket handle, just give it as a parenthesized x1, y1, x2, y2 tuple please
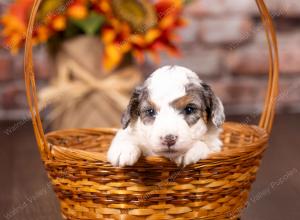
(255, 0, 279, 133)
(24, 0, 279, 156)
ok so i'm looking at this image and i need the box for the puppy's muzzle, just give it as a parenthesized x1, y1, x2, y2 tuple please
(161, 134, 178, 147)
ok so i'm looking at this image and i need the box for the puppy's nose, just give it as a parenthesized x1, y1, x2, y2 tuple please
(161, 134, 178, 147)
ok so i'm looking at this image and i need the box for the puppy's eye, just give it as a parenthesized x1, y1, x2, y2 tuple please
(184, 105, 197, 115)
(145, 108, 156, 117)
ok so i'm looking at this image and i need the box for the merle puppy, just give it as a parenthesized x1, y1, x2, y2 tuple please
(108, 65, 225, 167)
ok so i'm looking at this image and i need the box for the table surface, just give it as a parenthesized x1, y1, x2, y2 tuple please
(1, 114, 300, 220)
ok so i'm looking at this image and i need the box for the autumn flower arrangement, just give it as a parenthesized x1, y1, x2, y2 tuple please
(1, 0, 188, 70)
(1, 0, 191, 129)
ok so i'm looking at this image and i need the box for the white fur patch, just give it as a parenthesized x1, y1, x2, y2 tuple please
(145, 66, 201, 106)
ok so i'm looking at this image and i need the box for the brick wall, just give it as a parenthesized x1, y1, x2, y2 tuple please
(0, 1, 50, 120)
(1, 0, 300, 120)
(161, 0, 300, 115)
(0, 49, 50, 120)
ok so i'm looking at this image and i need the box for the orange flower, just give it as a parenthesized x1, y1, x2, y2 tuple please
(101, 19, 132, 70)
(51, 15, 67, 31)
(35, 25, 50, 42)
(0, 0, 34, 52)
(98, 0, 185, 71)
(1, 14, 26, 53)
(68, 4, 88, 19)
(8, 0, 33, 23)
(1, 0, 186, 70)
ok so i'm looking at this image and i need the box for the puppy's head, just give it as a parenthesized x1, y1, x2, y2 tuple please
(122, 65, 225, 158)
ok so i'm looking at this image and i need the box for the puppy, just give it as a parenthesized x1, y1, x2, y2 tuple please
(108, 65, 225, 167)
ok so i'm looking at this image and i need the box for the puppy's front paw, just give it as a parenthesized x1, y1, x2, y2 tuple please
(183, 141, 210, 166)
(208, 138, 223, 153)
(108, 143, 141, 167)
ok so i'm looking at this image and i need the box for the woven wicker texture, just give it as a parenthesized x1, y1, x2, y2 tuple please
(24, 0, 279, 219)
(44, 123, 268, 219)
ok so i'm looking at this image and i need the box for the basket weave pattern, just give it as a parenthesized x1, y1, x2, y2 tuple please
(44, 123, 268, 219)
(24, 0, 279, 219)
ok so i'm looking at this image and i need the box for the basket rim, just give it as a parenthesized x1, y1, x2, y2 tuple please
(45, 121, 269, 167)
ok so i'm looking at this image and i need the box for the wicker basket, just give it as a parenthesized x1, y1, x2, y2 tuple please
(24, 0, 279, 219)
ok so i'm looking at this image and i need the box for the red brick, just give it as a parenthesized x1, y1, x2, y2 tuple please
(12, 54, 24, 80)
(160, 46, 224, 77)
(226, 31, 300, 75)
(277, 80, 300, 106)
(0, 83, 26, 110)
(185, 0, 297, 18)
(185, 0, 300, 17)
(275, 32, 300, 74)
(12, 48, 52, 80)
(0, 53, 13, 82)
(197, 16, 254, 45)
(209, 79, 269, 115)
(210, 79, 266, 104)
(262, 0, 298, 17)
(0, 2, 6, 14)
(185, 0, 257, 17)
(33, 48, 52, 80)
(178, 16, 200, 45)
(226, 45, 269, 75)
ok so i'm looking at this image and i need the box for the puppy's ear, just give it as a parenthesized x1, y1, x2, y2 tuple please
(201, 83, 225, 128)
(121, 86, 143, 129)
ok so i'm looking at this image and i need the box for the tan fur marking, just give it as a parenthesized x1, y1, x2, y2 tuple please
(171, 95, 193, 109)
